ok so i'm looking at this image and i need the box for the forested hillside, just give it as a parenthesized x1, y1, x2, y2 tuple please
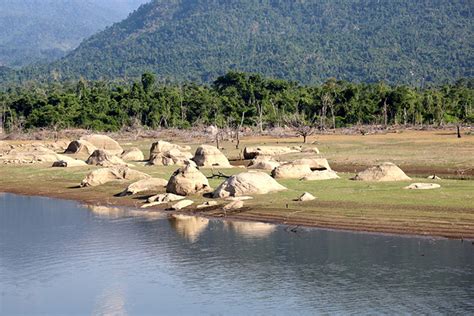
(15, 0, 472, 85)
(0, 0, 149, 68)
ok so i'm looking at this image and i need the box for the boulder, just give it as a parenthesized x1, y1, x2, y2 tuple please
(0, 145, 61, 164)
(52, 160, 68, 167)
(64, 140, 97, 156)
(52, 155, 87, 167)
(302, 170, 340, 181)
(166, 164, 212, 196)
(404, 183, 441, 190)
(295, 192, 316, 202)
(293, 158, 331, 171)
(247, 156, 281, 170)
(80, 134, 123, 155)
(193, 144, 232, 168)
(45, 140, 70, 152)
(121, 147, 144, 161)
(169, 200, 194, 210)
(149, 140, 191, 159)
(271, 162, 313, 179)
(148, 148, 194, 166)
(80, 167, 150, 187)
(86, 149, 127, 167)
(120, 178, 168, 196)
(147, 193, 186, 204)
(351, 162, 411, 181)
(243, 146, 298, 159)
(213, 171, 287, 198)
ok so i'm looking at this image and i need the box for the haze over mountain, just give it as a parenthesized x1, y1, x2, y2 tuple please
(0, 0, 150, 67)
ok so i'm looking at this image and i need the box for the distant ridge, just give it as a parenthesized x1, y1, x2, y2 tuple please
(7, 0, 474, 84)
(0, 0, 149, 68)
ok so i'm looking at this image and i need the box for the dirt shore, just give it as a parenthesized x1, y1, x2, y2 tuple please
(2, 184, 473, 240)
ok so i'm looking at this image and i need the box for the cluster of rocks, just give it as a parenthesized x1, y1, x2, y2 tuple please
(1, 135, 444, 216)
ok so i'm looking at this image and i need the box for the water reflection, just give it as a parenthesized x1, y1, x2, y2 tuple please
(1, 193, 473, 315)
(168, 214, 209, 243)
(87, 204, 165, 221)
(224, 220, 276, 238)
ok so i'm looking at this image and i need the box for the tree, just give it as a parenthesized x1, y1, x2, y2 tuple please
(141, 72, 156, 94)
(284, 113, 315, 143)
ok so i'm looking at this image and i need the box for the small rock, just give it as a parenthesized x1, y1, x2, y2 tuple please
(225, 196, 254, 201)
(169, 200, 194, 210)
(295, 192, 316, 202)
(52, 160, 68, 167)
(427, 175, 441, 180)
(223, 200, 244, 210)
(147, 193, 185, 203)
(404, 183, 441, 190)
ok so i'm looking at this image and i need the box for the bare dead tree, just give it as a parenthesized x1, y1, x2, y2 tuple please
(284, 113, 315, 143)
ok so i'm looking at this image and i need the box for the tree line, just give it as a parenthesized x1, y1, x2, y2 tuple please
(0, 72, 472, 133)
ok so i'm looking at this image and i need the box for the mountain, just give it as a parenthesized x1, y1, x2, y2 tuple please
(10, 0, 474, 84)
(0, 0, 150, 68)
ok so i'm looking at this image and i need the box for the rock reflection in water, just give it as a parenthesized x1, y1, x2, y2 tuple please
(168, 214, 209, 243)
(225, 220, 276, 238)
(87, 204, 165, 221)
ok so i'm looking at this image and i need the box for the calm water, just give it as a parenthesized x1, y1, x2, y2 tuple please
(0, 193, 473, 315)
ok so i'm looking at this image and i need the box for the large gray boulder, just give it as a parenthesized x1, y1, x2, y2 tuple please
(148, 148, 194, 166)
(121, 147, 145, 161)
(351, 162, 411, 181)
(247, 156, 281, 170)
(243, 146, 298, 159)
(64, 140, 97, 156)
(302, 170, 340, 181)
(80, 167, 150, 187)
(213, 171, 287, 198)
(80, 134, 123, 156)
(193, 144, 232, 168)
(149, 140, 191, 158)
(293, 158, 332, 170)
(166, 165, 212, 196)
(86, 149, 128, 167)
(271, 162, 313, 179)
(120, 178, 168, 195)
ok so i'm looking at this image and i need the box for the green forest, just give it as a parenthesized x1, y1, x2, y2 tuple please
(1, 72, 472, 133)
(2, 0, 472, 85)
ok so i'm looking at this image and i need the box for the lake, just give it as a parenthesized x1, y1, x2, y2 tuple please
(0, 193, 473, 315)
